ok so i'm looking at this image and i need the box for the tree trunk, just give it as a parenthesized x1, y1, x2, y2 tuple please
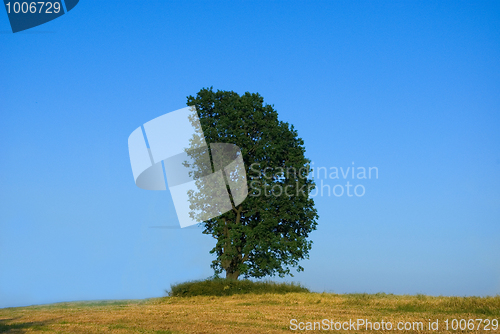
(225, 270, 240, 280)
(221, 207, 244, 280)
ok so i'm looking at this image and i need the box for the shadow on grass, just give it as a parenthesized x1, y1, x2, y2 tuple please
(0, 317, 55, 333)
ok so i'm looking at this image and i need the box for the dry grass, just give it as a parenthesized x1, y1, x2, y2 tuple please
(1, 293, 499, 333)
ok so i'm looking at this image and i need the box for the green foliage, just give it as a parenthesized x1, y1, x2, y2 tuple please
(168, 278, 310, 297)
(186, 87, 318, 279)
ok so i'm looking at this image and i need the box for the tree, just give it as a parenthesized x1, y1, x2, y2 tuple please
(186, 87, 318, 280)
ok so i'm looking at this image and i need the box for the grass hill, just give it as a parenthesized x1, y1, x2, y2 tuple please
(1, 280, 499, 333)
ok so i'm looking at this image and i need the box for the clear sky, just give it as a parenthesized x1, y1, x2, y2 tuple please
(1, 0, 499, 308)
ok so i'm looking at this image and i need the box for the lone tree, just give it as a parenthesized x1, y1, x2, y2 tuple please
(186, 88, 318, 280)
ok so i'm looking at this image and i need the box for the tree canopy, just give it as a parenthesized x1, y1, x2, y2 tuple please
(186, 88, 318, 279)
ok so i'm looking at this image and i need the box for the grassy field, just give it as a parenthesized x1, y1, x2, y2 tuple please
(1, 293, 499, 333)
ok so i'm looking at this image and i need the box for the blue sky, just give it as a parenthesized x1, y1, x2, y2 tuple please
(1, 0, 499, 308)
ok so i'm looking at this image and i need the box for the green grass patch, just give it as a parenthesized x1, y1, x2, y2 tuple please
(381, 295, 500, 315)
(168, 278, 309, 297)
(439, 296, 500, 315)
